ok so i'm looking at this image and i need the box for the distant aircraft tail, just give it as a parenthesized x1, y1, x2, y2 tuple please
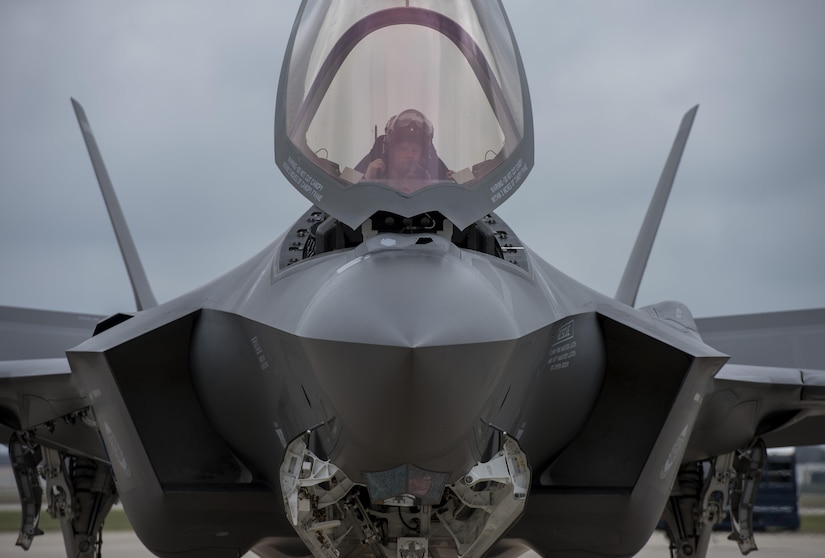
(71, 99, 157, 311)
(615, 105, 699, 307)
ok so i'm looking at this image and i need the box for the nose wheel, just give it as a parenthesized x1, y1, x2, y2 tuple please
(279, 434, 531, 558)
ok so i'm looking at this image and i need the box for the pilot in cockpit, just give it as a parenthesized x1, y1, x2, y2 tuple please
(355, 109, 451, 181)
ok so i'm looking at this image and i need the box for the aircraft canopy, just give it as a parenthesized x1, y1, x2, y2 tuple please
(274, 0, 533, 230)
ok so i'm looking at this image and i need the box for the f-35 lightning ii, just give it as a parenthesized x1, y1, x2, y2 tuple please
(2, 2, 824, 558)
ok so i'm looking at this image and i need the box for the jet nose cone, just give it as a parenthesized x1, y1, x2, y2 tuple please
(294, 234, 524, 478)
(296, 234, 520, 347)
(303, 335, 515, 479)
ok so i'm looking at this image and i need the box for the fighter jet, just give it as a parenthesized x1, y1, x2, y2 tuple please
(1, 2, 824, 558)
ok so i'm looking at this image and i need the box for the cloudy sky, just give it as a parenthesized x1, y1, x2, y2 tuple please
(1, 1, 823, 319)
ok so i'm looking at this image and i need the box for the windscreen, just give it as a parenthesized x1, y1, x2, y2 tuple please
(274, 0, 533, 229)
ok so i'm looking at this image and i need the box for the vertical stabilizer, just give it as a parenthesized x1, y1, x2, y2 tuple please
(71, 99, 158, 311)
(615, 105, 698, 307)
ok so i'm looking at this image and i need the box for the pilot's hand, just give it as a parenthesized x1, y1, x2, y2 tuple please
(364, 159, 385, 179)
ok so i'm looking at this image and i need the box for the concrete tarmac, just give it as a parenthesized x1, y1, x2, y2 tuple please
(638, 531, 825, 557)
(1, 531, 824, 557)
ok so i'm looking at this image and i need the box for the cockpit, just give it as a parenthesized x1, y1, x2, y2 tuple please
(275, 0, 534, 231)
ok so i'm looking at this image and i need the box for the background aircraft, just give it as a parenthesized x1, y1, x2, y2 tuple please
(1, 1, 824, 318)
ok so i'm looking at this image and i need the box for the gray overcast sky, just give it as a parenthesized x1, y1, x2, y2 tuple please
(1, 1, 823, 318)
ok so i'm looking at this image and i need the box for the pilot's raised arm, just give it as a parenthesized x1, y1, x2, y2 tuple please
(356, 109, 451, 181)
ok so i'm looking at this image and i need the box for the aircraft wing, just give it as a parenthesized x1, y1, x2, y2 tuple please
(0, 305, 104, 454)
(0, 307, 114, 554)
(0, 305, 103, 360)
(686, 308, 825, 460)
(0, 358, 80, 428)
(696, 307, 825, 369)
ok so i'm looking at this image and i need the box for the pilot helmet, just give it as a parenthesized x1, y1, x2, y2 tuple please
(385, 109, 434, 155)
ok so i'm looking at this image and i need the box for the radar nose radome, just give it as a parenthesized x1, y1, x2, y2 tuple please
(295, 233, 521, 347)
(292, 233, 525, 478)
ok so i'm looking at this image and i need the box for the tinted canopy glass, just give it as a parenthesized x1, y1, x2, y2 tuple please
(275, 0, 533, 229)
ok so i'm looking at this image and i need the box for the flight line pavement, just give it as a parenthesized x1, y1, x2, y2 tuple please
(1, 531, 824, 558)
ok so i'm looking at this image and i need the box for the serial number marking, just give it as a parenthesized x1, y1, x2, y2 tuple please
(548, 341, 577, 371)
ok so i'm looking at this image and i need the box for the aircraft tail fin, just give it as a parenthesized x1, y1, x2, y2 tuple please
(615, 105, 699, 307)
(71, 98, 158, 311)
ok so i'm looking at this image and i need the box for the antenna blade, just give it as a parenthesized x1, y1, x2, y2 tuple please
(615, 105, 699, 307)
(71, 98, 158, 311)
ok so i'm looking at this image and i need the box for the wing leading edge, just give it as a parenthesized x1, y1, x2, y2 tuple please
(697, 307, 825, 368)
(0, 305, 102, 361)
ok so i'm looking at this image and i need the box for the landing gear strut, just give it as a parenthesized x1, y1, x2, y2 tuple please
(9, 432, 118, 558)
(661, 439, 766, 558)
